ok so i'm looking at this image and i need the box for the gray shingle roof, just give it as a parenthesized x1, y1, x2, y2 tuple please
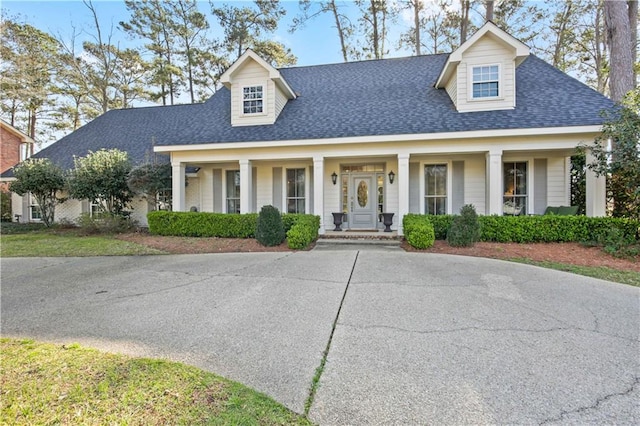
(4, 53, 614, 175)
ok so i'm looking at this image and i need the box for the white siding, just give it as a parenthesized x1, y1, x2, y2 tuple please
(385, 159, 399, 230)
(275, 86, 288, 118)
(55, 198, 82, 223)
(323, 158, 341, 230)
(445, 73, 458, 108)
(457, 35, 516, 113)
(547, 157, 568, 206)
(465, 156, 486, 213)
(200, 168, 214, 212)
(185, 177, 200, 211)
(255, 166, 272, 210)
(230, 58, 276, 127)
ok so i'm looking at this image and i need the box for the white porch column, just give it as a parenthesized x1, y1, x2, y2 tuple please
(171, 161, 186, 212)
(239, 159, 252, 213)
(486, 150, 503, 215)
(397, 153, 410, 235)
(313, 156, 325, 235)
(585, 150, 606, 217)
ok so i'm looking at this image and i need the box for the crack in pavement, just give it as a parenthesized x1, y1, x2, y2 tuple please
(539, 376, 640, 425)
(104, 252, 347, 301)
(303, 251, 359, 416)
(337, 322, 640, 342)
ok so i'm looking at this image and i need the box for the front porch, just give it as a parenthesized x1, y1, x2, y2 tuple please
(166, 135, 607, 236)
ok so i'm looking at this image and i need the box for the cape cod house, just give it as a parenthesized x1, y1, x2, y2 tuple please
(5, 23, 613, 234)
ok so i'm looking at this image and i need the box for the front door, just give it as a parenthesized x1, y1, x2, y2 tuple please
(349, 174, 376, 229)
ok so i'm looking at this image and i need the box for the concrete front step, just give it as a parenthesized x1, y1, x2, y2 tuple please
(316, 238, 402, 246)
(322, 230, 401, 240)
(314, 237, 403, 252)
(315, 231, 404, 250)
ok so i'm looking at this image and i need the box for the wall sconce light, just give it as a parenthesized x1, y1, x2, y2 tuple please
(331, 171, 338, 185)
(388, 170, 395, 184)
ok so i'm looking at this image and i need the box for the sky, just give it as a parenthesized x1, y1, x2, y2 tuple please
(1, 0, 402, 67)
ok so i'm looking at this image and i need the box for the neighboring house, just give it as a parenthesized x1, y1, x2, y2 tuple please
(4, 23, 612, 232)
(1, 119, 33, 190)
(0, 120, 33, 221)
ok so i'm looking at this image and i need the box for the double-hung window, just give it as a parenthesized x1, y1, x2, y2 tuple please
(286, 168, 305, 214)
(503, 162, 527, 215)
(30, 194, 42, 221)
(472, 65, 499, 98)
(425, 164, 447, 215)
(226, 170, 241, 213)
(243, 86, 263, 114)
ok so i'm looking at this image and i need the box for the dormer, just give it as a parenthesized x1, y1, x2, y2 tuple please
(220, 49, 296, 127)
(435, 22, 529, 113)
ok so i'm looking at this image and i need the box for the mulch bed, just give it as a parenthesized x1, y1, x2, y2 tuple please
(116, 233, 639, 273)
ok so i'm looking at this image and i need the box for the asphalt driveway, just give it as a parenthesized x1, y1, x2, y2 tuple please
(1, 251, 638, 424)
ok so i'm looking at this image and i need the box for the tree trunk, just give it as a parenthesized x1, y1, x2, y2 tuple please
(186, 43, 195, 103)
(605, 0, 634, 102)
(486, 0, 494, 22)
(552, 2, 573, 69)
(629, 0, 638, 84)
(28, 109, 36, 139)
(330, 0, 349, 62)
(460, 0, 470, 45)
(413, 0, 421, 55)
(595, 4, 608, 94)
(371, 0, 380, 59)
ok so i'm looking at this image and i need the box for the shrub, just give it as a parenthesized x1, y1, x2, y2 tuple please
(590, 226, 639, 259)
(256, 205, 285, 247)
(9, 158, 66, 227)
(286, 215, 320, 249)
(76, 213, 138, 235)
(447, 204, 481, 247)
(426, 214, 455, 240)
(478, 215, 638, 243)
(1, 191, 11, 222)
(403, 214, 435, 249)
(68, 149, 132, 216)
(403, 214, 639, 246)
(147, 211, 258, 238)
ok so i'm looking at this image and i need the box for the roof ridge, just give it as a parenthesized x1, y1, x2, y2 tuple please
(278, 52, 451, 71)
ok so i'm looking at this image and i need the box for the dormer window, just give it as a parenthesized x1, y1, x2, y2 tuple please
(472, 65, 500, 98)
(243, 85, 264, 114)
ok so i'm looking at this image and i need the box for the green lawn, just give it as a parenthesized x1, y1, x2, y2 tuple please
(0, 233, 165, 257)
(1, 338, 312, 425)
(511, 258, 640, 286)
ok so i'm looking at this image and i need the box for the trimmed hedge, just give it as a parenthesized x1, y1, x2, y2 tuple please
(147, 211, 258, 238)
(479, 215, 639, 243)
(425, 215, 455, 240)
(415, 214, 639, 244)
(147, 210, 320, 249)
(286, 214, 321, 250)
(403, 214, 435, 249)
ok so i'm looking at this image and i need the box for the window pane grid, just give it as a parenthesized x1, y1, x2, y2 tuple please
(425, 164, 447, 215)
(286, 168, 305, 214)
(226, 170, 240, 214)
(472, 65, 499, 98)
(503, 162, 527, 215)
(243, 86, 263, 114)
